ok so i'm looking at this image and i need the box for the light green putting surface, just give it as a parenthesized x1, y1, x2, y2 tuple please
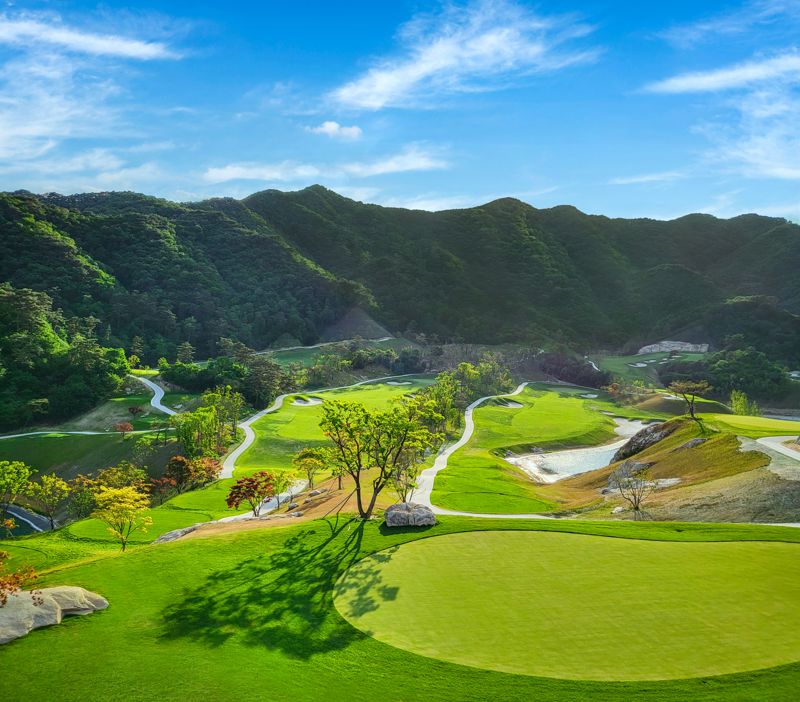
(334, 530, 800, 681)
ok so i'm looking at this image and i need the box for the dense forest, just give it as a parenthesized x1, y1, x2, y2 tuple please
(1, 185, 799, 370)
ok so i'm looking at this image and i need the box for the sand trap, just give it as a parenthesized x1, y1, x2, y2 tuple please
(628, 362, 648, 368)
(496, 399, 523, 408)
(580, 393, 598, 399)
(506, 417, 653, 483)
(386, 381, 412, 386)
(292, 396, 323, 406)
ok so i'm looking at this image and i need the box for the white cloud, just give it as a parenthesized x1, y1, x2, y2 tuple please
(306, 120, 362, 140)
(647, 52, 800, 93)
(609, 171, 686, 185)
(660, 1, 800, 47)
(202, 145, 448, 183)
(0, 14, 178, 59)
(331, 0, 598, 110)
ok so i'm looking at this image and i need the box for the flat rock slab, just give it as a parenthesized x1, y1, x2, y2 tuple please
(0, 586, 108, 644)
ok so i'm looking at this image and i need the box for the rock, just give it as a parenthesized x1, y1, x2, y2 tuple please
(612, 506, 625, 514)
(286, 502, 298, 510)
(384, 502, 437, 528)
(308, 488, 328, 496)
(673, 438, 707, 451)
(153, 523, 205, 543)
(613, 422, 677, 462)
(0, 587, 107, 645)
(302, 498, 312, 504)
(637, 341, 709, 354)
(289, 511, 304, 518)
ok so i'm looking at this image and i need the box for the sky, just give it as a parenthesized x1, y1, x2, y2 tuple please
(1, 0, 799, 220)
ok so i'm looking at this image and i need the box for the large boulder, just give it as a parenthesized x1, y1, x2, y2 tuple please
(0, 587, 108, 644)
(384, 503, 437, 528)
(613, 422, 676, 462)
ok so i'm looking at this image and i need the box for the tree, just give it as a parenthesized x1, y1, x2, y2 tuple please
(320, 400, 440, 520)
(92, 486, 152, 551)
(0, 460, 33, 520)
(68, 475, 97, 520)
(226, 471, 277, 517)
(95, 462, 147, 491)
(114, 421, 134, 440)
(149, 477, 177, 505)
(1, 530, 37, 606)
(28, 475, 70, 529)
(730, 389, 760, 417)
(127, 353, 140, 369)
(171, 407, 220, 458)
(609, 461, 655, 520)
(668, 380, 712, 422)
(292, 448, 325, 489)
(177, 341, 195, 363)
(130, 335, 145, 358)
(128, 405, 144, 419)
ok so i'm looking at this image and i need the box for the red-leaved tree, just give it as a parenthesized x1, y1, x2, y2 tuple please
(226, 471, 277, 517)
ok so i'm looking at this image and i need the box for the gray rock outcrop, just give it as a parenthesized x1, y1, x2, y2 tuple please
(0, 586, 108, 644)
(673, 438, 708, 451)
(384, 502, 437, 528)
(613, 422, 676, 462)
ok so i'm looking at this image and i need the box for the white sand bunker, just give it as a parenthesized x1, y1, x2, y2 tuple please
(386, 381, 412, 386)
(580, 393, 598, 399)
(628, 362, 648, 368)
(496, 399, 523, 408)
(292, 396, 323, 406)
(506, 418, 654, 483)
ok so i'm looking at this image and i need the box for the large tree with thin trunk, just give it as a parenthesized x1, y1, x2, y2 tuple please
(0, 461, 33, 520)
(668, 380, 712, 422)
(320, 400, 440, 520)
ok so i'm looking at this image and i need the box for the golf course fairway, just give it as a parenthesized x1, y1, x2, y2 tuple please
(334, 530, 800, 681)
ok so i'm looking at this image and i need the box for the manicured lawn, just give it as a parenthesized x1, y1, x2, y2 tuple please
(432, 384, 662, 514)
(237, 377, 433, 476)
(2, 518, 800, 701)
(701, 413, 800, 438)
(335, 529, 800, 680)
(597, 352, 707, 385)
(0, 433, 142, 480)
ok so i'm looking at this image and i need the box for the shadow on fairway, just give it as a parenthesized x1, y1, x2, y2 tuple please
(159, 516, 398, 657)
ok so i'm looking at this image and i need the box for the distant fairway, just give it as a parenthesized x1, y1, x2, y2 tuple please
(335, 530, 800, 681)
(702, 413, 800, 438)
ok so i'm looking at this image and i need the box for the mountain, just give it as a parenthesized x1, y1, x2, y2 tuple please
(2, 185, 799, 362)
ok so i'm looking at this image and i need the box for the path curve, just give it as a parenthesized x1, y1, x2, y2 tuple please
(414, 381, 554, 519)
(222, 372, 425, 480)
(756, 436, 800, 462)
(130, 375, 176, 416)
(6, 504, 48, 532)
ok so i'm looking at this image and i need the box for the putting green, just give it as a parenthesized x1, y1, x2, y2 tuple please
(334, 531, 800, 681)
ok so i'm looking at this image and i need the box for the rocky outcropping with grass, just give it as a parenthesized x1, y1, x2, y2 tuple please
(0, 586, 108, 644)
(613, 421, 677, 462)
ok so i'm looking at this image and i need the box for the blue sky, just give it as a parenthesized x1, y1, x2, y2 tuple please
(1, 0, 799, 220)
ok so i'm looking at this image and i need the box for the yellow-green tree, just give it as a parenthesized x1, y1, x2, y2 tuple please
(28, 474, 70, 530)
(92, 486, 152, 551)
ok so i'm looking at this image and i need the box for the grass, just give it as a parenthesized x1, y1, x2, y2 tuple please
(236, 377, 433, 476)
(701, 413, 800, 438)
(431, 384, 664, 514)
(267, 337, 415, 368)
(2, 517, 800, 701)
(597, 352, 707, 385)
(334, 530, 800, 681)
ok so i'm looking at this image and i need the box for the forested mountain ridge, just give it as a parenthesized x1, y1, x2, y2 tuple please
(2, 186, 799, 364)
(245, 186, 799, 349)
(0, 192, 366, 361)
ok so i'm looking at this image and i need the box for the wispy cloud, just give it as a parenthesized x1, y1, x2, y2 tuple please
(202, 145, 448, 183)
(646, 52, 800, 93)
(0, 14, 179, 59)
(331, 0, 598, 110)
(609, 171, 686, 185)
(660, 0, 800, 47)
(306, 120, 362, 140)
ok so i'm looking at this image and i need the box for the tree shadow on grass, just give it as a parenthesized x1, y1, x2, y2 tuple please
(159, 517, 399, 658)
